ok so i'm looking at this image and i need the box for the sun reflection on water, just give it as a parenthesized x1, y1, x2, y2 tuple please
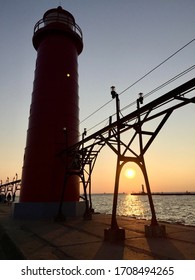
(117, 194, 149, 219)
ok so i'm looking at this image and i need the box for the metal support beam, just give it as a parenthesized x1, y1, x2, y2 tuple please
(137, 96, 158, 225)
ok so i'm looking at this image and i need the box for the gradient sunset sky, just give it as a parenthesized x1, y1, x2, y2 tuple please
(0, 0, 194, 193)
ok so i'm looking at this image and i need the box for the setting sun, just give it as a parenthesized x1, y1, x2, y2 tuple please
(125, 168, 136, 179)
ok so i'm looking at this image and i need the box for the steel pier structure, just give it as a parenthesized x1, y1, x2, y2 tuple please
(58, 77, 195, 239)
(0, 179, 21, 201)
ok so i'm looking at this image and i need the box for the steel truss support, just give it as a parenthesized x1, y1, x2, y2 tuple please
(58, 77, 195, 236)
(57, 134, 105, 220)
(101, 91, 174, 231)
(106, 90, 162, 234)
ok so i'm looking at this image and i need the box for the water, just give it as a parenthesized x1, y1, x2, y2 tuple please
(91, 193, 195, 226)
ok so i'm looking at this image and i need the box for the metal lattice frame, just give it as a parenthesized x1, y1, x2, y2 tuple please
(59, 77, 195, 224)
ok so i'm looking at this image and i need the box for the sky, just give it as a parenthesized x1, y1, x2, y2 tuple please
(0, 0, 195, 194)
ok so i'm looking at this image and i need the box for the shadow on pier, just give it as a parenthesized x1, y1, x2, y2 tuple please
(0, 203, 195, 260)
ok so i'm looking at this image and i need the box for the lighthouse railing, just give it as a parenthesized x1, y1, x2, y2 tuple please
(33, 16, 83, 39)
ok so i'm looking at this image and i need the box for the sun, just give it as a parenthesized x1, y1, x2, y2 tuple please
(125, 168, 136, 178)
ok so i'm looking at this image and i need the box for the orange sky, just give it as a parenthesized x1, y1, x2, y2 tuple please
(90, 106, 195, 194)
(0, 1, 195, 195)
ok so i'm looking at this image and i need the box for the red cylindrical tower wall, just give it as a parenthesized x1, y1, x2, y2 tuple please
(20, 7, 83, 203)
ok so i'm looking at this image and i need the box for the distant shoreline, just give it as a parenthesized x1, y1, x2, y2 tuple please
(131, 192, 195, 196)
(91, 192, 195, 195)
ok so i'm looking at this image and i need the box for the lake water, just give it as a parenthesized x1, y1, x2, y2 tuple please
(91, 193, 195, 226)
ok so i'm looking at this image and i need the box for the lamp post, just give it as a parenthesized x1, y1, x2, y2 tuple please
(110, 86, 121, 229)
(56, 127, 68, 221)
(104, 87, 125, 241)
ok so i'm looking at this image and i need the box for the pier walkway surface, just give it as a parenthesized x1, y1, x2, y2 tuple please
(0, 203, 195, 260)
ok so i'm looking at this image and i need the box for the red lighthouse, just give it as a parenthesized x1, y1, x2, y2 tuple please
(13, 6, 84, 219)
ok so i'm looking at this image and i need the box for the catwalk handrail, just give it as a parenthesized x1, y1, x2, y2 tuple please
(0, 179, 21, 188)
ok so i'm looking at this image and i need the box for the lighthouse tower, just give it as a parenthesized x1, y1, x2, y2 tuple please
(13, 6, 84, 219)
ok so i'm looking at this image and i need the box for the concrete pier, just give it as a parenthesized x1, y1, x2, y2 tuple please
(0, 203, 195, 259)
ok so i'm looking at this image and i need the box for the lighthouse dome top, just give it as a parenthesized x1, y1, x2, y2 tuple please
(43, 6, 76, 26)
